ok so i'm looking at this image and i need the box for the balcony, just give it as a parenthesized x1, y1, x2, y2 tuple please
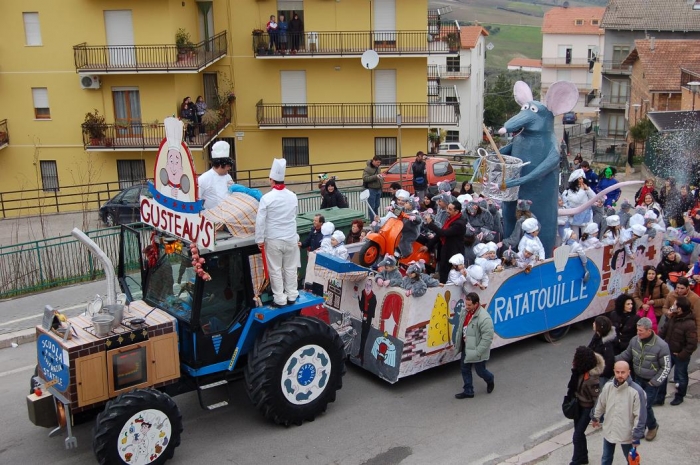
(428, 64, 439, 80)
(0, 119, 8, 151)
(438, 65, 471, 79)
(256, 101, 458, 128)
(252, 28, 460, 58)
(81, 114, 230, 151)
(74, 32, 227, 74)
(541, 57, 590, 68)
(601, 60, 632, 75)
(599, 97, 628, 110)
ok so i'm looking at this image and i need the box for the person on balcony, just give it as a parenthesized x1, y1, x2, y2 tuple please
(278, 14, 288, 53)
(266, 15, 279, 52)
(195, 96, 207, 135)
(180, 97, 196, 143)
(289, 13, 304, 53)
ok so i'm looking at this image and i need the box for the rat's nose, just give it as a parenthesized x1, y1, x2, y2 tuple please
(498, 127, 507, 135)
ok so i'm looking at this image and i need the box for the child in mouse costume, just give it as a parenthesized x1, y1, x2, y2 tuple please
(560, 228, 590, 282)
(398, 196, 422, 258)
(401, 262, 428, 297)
(411, 259, 441, 287)
(374, 255, 403, 288)
(501, 246, 518, 268)
(446, 253, 467, 286)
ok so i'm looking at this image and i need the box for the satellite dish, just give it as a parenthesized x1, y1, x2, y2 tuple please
(563, 1, 570, 7)
(361, 50, 379, 70)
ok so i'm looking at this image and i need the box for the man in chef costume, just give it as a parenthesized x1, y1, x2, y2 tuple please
(255, 158, 300, 308)
(198, 140, 234, 209)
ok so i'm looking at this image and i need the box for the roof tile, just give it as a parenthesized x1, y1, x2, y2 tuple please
(625, 39, 700, 91)
(459, 26, 488, 49)
(601, 0, 700, 32)
(542, 7, 605, 34)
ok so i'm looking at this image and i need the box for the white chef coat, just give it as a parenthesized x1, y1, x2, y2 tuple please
(255, 187, 299, 243)
(198, 168, 232, 209)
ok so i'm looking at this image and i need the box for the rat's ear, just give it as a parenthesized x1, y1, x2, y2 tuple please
(544, 81, 579, 116)
(513, 81, 533, 106)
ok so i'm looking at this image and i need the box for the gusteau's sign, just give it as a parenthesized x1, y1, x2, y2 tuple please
(140, 117, 215, 249)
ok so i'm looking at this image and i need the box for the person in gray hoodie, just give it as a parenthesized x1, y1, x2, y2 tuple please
(615, 317, 670, 441)
(591, 360, 646, 465)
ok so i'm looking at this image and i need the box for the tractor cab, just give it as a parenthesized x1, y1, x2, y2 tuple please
(118, 225, 271, 375)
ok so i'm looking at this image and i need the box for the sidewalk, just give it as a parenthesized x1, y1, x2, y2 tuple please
(498, 370, 700, 464)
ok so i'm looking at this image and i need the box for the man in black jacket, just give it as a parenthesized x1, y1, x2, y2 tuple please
(423, 200, 467, 283)
(412, 151, 428, 201)
(299, 214, 325, 251)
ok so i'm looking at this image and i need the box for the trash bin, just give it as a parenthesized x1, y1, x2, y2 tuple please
(297, 207, 365, 285)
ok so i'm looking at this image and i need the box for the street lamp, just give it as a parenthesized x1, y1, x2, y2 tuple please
(688, 81, 700, 111)
(632, 103, 641, 124)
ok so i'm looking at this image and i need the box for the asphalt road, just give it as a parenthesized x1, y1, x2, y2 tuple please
(1, 322, 595, 465)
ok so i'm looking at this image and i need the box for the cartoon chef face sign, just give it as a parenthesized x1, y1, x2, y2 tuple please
(154, 117, 196, 202)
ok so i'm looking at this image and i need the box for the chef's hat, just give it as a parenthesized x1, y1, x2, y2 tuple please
(164, 117, 184, 150)
(449, 253, 464, 266)
(473, 243, 488, 257)
(331, 230, 345, 243)
(395, 189, 410, 200)
(467, 264, 484, 281)
(269, 158, 286, 182)
(211, 141, 230, 159)
(321, 221, 335, 236)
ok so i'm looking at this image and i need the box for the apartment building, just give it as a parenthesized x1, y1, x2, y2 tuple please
(0, 0, 459, 215)
(599, 0, 700, 142)
(427, 24, 487, 151)
(540, 6, 605, 115)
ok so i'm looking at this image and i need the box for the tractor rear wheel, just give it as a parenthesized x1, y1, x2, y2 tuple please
(539, 325, 570, 343)
(93, 388, 182, 465)
(244, 316, 345, 426)
(359, 240, 381, 267)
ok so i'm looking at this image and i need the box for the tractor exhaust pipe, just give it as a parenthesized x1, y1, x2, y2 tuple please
(71, 228, 116, 305)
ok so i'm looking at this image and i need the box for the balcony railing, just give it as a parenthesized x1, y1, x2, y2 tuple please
(541, 57, 591, 67)
(438, 65, 471, 79)
(81, 115, 230, 151)
(601, 60, 632, 74)
(0, 119, 8, 150)
(428, 64, 439, 80)
(74, 31, 227, 74)
(252, 28, 460, 58)
(599, 97, 628, 110)
(256, 101, 459, 128)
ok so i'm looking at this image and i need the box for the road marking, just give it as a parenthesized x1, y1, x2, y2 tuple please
(0, 364, 35, 378)
(467, 453, 499, 465)
(0, 303, 85, 326)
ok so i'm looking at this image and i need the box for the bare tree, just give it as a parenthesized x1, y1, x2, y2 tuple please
(69, 152, 105, 230)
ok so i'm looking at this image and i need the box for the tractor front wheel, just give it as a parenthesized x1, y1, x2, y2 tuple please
(359, 240, 381, 267)
(93, 388, 182, 465)
(244, 316, 345, 426)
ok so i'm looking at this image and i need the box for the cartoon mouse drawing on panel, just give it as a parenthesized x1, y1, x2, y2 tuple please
(497, 81, 579, 258)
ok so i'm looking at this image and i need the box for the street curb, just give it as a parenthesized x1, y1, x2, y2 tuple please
(496, 370, 700, 465)
(0, 328, 36, 350)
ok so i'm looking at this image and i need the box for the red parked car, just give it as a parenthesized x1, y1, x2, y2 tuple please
(381, 156, 456, 195)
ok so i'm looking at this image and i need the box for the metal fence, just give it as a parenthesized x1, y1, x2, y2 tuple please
(73, 31, 227, 73)
(0, 226, 151, 299)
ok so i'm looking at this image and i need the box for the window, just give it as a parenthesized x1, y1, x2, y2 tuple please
(591, 19, 600, 26)
(117, 160, 146, 189)
(446, 56, 460, 72)
(40, 161, 59, 192)
(608, 114, 626, 136)
(282, 137, 309, 166)
(610, 80, 629, 104)
(375, 137, 397, 165)
(612, 46, 630, 67)
(433, 161, 453, 177)
(575, 19, 584, 26)
(445, 130, 459, 143)
(23, 12, 42, 46)
(32, 88, 50, 119)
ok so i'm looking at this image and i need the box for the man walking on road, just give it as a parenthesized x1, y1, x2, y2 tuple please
(362, 156, 384, 219)
(255, 158, 300, 308)
(454, 292, 495, 399)
(615, 317, 670, 440)
(411, 151, 428, 201)
(591, 360, 646, 465)
(657, 296, 697, 405)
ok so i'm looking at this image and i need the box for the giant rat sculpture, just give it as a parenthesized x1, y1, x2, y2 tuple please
(497, 81, 579, 257)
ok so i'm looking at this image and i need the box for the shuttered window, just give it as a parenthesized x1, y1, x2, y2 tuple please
(375, 137, 397, 165)
(278, 1, 303, 11)
(40, 161, 59, 192)
(281, 71, 307, 117)
(445, 131, 459, 143)
(23, 12, 42, 46)
(282, 137, 309, 166)
(117, 160, 146, 189)
(32, 88, 50, 119)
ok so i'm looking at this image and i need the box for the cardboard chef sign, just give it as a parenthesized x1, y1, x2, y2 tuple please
(140, 116, 215, 249)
